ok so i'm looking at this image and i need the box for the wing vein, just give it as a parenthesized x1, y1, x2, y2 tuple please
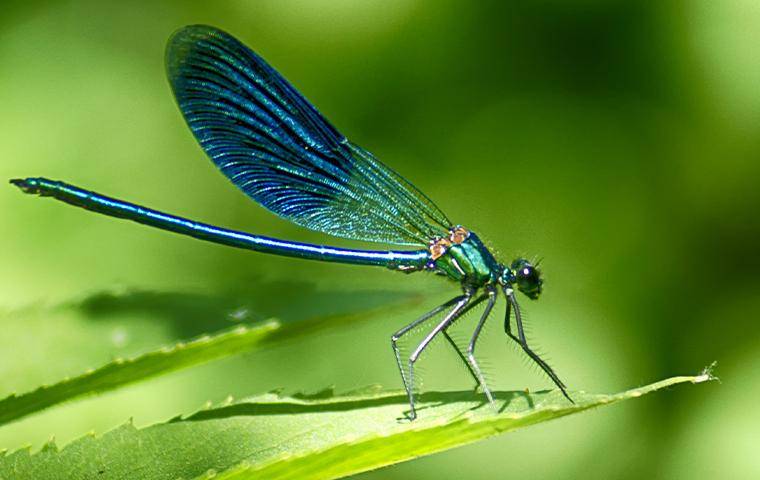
(166, 25, 451, 246)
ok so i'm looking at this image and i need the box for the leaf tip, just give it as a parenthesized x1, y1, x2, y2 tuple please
(695, 361, 719, 384)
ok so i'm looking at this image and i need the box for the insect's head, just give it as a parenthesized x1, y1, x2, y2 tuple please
(500, 258, 542, 300)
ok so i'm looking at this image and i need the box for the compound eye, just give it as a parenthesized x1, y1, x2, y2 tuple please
(510, 259, 542, 299)
(519, 266, 536, 281)
(518, 265, 541, 293)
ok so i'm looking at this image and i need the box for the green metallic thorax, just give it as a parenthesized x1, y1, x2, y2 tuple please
(433, 232, 500, 287)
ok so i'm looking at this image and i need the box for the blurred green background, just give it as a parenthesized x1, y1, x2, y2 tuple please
(1, 0, 758, 478)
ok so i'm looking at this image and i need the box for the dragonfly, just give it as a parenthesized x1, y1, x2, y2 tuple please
(10, 24, 572, 419)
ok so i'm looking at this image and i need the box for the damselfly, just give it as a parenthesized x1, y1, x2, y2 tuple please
(11, 25, 572, 419)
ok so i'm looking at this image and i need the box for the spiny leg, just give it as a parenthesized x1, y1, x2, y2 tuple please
(391, 294, 467, 416)
(466, 285, 498, 405)
(503, 287, 573, 403)
(406, 290, 487, 420)
(407, 294, 472, 420)
(441, 329, 480, 389)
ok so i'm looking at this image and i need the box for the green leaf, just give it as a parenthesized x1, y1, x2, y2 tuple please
(0, 371, 714, 480)
(0, 288, 420, 428)
(0, 320, 280, 428)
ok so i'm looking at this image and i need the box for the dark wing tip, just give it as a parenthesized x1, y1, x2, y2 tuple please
(165, 25, 239, 82)
(166, 25, 213, 80)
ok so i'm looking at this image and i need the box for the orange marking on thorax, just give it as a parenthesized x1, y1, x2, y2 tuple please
(428, 226, 470, 260)
(450, 226, 470, 244)
(428, 237, 451, 260)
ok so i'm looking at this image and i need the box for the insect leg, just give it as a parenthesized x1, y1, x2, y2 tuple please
(406, 289, 487, 419)
(503, 287, 574, 403)
(441, 329, 480, 389)
(392, 294, 467, 418)
(504, 295, 512, 335)
(466, 285, 498, 405)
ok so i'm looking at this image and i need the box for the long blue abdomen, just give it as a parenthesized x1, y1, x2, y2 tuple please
(10, 177, 430, 271)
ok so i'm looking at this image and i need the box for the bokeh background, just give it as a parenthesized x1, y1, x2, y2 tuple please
(1, 1, 758, 478)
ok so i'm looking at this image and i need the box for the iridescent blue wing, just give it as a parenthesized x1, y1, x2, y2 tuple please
(166, 25, 450, 246)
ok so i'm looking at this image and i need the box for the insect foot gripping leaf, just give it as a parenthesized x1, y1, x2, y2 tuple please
(0, 370, 715, 480)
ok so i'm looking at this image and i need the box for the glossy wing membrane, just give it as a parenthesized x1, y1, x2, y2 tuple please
(166, 25, 450, 246)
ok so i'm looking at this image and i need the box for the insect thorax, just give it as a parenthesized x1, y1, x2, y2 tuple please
(428, 226, 500, 287)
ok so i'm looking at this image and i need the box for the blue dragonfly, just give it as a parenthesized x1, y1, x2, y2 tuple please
(11, 25, 572, 419)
